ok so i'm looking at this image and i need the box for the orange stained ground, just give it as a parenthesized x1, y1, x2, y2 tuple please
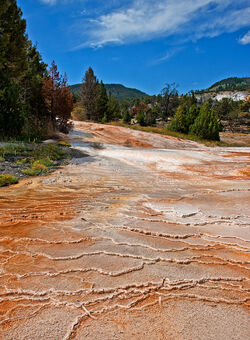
(0, 122, 249, 340)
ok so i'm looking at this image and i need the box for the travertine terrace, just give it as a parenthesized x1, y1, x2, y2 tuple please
(0, 122, 249, 339)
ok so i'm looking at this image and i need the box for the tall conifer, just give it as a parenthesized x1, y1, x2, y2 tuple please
(80, 67, 99, 121)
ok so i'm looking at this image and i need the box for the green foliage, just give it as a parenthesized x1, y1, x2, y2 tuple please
(0, 174, 19, 187)
(213, 98, 239, 123)
(101, 114, 108, 123)
(0, 143, 69, 162)
(136, 111, 146, 126)
(208, 77, 250, 92)
(144, 109, 157, 126)
(80, 67, 99, 121)
(0, 1, 50, 139)
(190, 102, 220, 141)
(240, 98, 250, 112)
(33, 158, 54, 167)
(23, 163, 49, 176)
(0, 143, 32, 158)
(96, 81, 108, 122)
(15, 157, 30, 165)
(169, 105, 188, 133)
(186, 105, 200, 128)
(179, 92, 197, 107)
(107, 96, 121, 121)
(196, 77, 250, 94)
(32, 144, 68, 161)
(0, 81, 26, 138)
(122, 110, 131, 124)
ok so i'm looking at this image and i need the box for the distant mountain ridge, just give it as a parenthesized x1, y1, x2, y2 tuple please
(196, 77, 250, 93)
(70, 83, 148, 100)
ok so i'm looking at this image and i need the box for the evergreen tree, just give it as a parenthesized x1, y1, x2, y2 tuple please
(123, 110, 131, 124)
(80, 67, 98, 121)
(213, 98, 236, 122)
(0, 0, 28, 138)
(22, 41, 49, 138)
(96, 81, 108, 122)
(168, 105, 188, 133)
(190, 102, 220, 141)
(186, 105, 200, 131)
(107, 96, 121, 121)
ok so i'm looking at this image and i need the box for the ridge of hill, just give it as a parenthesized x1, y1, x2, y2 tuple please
(196, 77, 250, 93)
(70, 83, 148, 100)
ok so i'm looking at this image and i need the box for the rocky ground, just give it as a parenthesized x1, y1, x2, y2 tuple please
(0, 122, 249, 339)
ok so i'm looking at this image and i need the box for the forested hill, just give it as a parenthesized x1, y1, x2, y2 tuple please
(71, 83, 148, 100)
(197, 77, 250, 93)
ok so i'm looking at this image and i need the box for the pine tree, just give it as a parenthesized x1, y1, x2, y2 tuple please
(168, 105, 188, 133)
(22, 41, 49, 138)
(106, 96, 121, 121)
(190, 102, 220, 141)
(123, 110, 131, 124)
(0, 0, 28, 138)
(96, 81, 108, 122)
(80, 67, 99, 121)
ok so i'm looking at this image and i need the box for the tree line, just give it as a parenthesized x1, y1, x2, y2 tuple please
(75, 67, 250, 141)
(1, 1, 249, 142)
(0, 0, 73, 140)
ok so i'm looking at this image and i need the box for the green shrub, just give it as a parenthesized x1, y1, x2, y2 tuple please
(169, 105, 188, 133)
(32, 144, 68, 161)
(0, 174, 19, 187)
(136, 111, 146, 126)
(0, 143, 31, 158)
(33, 158, 54, 167)
(15, 158, 29, 165)
(190, 102, 220, 141)
(123, 110, 131, 124)
(22, 163, 49, 176)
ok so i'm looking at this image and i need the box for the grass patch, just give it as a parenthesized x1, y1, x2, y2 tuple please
(21, 145, 70, 176)
(15, 157, 31, 165)
(0, 143, 70, 161)
(1, 143, 72, 181)
(32, 144, 70, 161)
(33, 158, 54, 167)
(0, 174, 19, 187)
(22, 163, 49, 176)
(0, 144, 32, 158)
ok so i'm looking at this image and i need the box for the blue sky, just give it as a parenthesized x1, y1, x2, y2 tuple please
(18, 0, 250, 95)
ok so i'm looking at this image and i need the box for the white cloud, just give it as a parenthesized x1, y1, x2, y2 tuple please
(153, 47, 185, 64)
(40, 0, 57, 4)
(39, 0, 76, 4)
(239, 30, 250, 45)
(78, 0, 250, 48)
